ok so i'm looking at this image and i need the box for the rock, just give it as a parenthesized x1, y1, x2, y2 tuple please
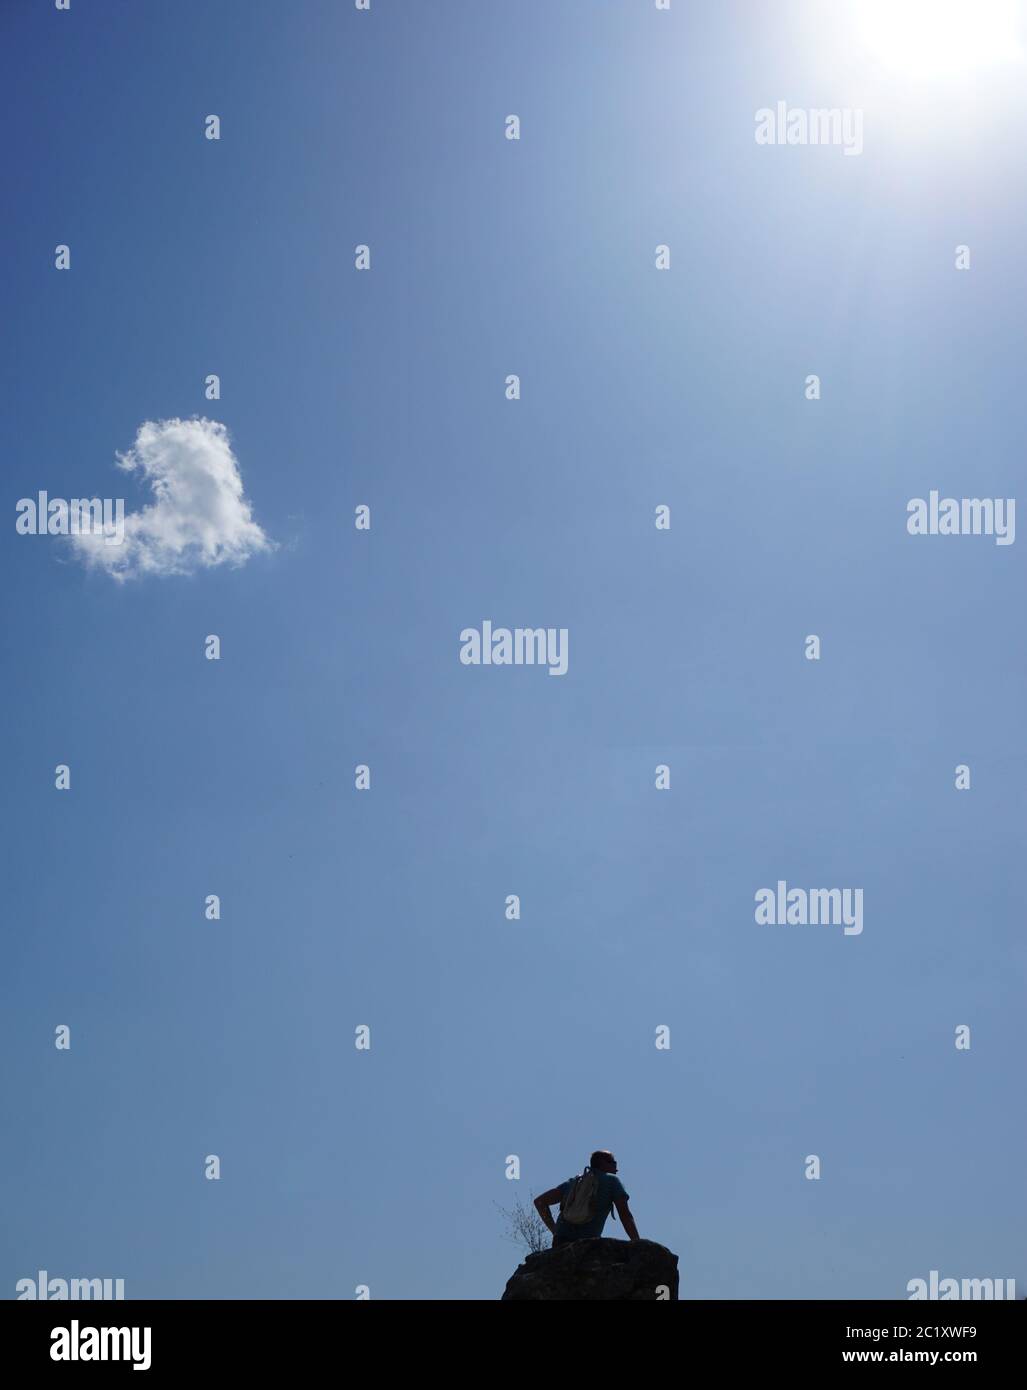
(501, 1237, 679, 1300)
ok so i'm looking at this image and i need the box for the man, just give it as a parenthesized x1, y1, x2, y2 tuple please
(534, 1150, 640, 1246)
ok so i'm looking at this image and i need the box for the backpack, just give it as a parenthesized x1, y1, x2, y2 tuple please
(560, 1168, 602, 1225)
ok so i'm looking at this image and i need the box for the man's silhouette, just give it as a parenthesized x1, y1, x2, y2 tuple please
(534, 1150, 640, 1246)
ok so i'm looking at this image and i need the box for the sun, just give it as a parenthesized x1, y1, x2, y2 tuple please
(855, 0, 1024, 78)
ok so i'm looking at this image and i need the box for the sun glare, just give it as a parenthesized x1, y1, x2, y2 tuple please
(855, 0, 1024, 78)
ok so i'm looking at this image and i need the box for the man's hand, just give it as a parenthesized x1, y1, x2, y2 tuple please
(534, 1187, 563, 1237)
(614, 1197, 640, 1241)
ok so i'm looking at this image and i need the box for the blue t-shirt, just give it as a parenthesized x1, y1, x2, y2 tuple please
(553, 1172, 629, 1243)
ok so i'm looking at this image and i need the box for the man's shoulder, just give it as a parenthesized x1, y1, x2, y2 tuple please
(602, 1173, 628, 1197)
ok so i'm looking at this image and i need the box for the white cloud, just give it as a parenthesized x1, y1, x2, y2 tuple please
(72, 417, 273, 580)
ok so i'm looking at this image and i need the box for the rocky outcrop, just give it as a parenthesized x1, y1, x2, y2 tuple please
(501, 1237, 679, 1300)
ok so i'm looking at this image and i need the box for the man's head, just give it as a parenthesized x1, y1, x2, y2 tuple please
(590, 1150, 617, 1174)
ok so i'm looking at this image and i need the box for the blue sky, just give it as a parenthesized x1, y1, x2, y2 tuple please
(3, 0, 1026, 1299)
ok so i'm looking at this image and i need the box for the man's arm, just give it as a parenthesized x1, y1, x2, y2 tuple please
(533, 1186, 564, 1237)
(614, 1197, 640, 1241)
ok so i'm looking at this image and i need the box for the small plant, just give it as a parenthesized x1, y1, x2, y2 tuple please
(496, 1194, 551, 1254)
